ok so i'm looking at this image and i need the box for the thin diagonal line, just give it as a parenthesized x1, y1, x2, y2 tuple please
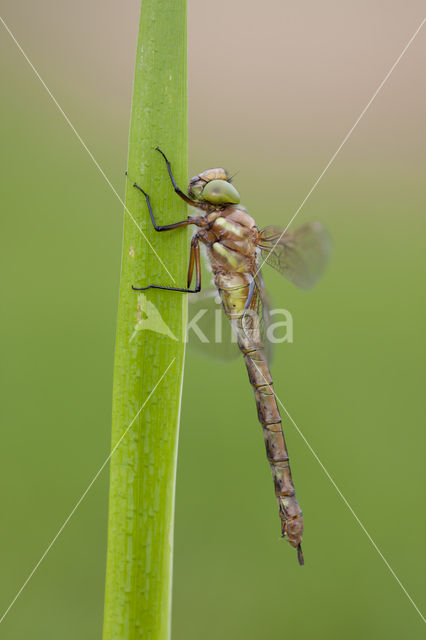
(249, 357, 425, 623)
(255, 17, 426, 279)
(0, 358, 176, 626)
(0, 15, 176, 284)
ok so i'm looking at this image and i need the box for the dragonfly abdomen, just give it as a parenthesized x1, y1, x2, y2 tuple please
(219, 279, 304, 565)
(244, 350, 304, 555)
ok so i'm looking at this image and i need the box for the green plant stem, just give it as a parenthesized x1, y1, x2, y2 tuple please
(103, 1, 187, 638)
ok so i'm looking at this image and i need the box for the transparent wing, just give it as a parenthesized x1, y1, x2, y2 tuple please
(258, 222, 331, 290)
(235, 272, 274, 363)
(252, 272, 274, 362)
(188, 289, 239, 362)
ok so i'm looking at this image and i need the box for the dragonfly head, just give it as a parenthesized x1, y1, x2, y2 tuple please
(188, 168, 240, 205)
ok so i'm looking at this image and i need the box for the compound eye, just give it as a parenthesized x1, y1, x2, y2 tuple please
(202, 180, 240, 204)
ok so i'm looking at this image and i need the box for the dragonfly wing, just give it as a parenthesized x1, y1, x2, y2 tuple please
(258, 222, 331, 290)
(237, 271, 274, 362)
(188, 289, 239, 362)
(253, 271, 274, 362)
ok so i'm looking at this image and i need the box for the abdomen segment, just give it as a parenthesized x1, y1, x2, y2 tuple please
(244, 347, 304, 563)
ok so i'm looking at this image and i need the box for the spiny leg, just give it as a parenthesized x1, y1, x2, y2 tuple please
(155, 146, 208, 209)
(133, 182, 193, 231)
(132, 236, 201, 293)
(132, 149, 204, 291)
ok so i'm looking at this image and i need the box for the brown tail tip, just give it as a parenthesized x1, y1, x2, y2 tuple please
(297, 544, 304, 566)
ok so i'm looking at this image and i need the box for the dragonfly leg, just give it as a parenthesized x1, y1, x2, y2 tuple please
(155, 147, 209, 210)
(133, 182, 193, 231)
(132, 236, 201, 293)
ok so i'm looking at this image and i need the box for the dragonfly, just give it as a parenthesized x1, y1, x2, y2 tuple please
(132, 147, 331, 565)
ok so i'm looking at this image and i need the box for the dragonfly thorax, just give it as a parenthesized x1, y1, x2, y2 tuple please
(188, 168, 240, 205)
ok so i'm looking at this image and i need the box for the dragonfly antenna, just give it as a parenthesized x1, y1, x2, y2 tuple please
(227, 169, 240, 183)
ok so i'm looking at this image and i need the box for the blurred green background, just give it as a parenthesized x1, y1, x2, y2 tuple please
(0, 1, 425, 638)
